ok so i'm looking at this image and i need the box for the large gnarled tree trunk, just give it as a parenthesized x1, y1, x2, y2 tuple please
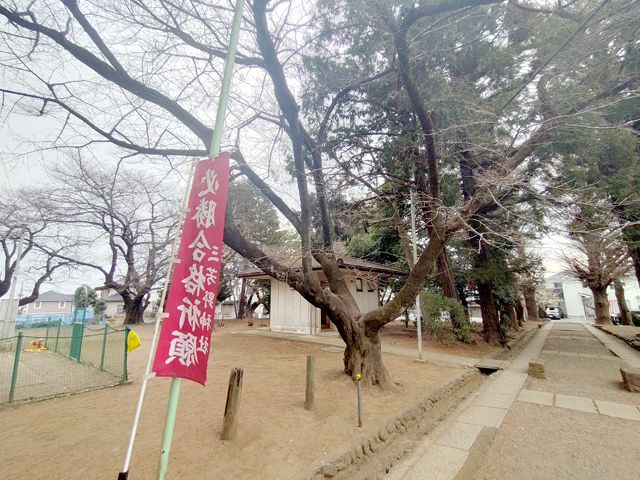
(343, 326, 392, 388)
(613, 279, 632, 325)
(437, 251, 459, 302)
(121, 292, 147, 325)
(237, 278, 248, 318)
(590, 286, 612, 325)
(522, 284, 540, 321)
(478, 279, 502, 345)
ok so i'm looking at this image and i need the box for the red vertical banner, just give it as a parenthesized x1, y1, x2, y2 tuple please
(153, 153, 230, 385)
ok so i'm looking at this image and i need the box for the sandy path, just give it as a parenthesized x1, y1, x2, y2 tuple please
(474, 322, 640, 480)
(0, 321, 466, 480)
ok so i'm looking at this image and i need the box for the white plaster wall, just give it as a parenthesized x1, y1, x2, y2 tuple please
(557, 275, 640, 320)
(270, 279, 312, 334)
(345, 276, 379, 313)
(607, 276, 640, 314)
(269, 274, 379, 335)
(221, 303, 236, 319)
(104, 302, 124, 317)
(560, 280, 590, 320)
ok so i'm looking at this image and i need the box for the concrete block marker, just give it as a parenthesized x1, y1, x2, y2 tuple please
(555, 394, 597, 413)
(620, 365, 640, 392)
(518, 389, 554, 406)
(595, 400, 640, 421)
(528, 358, 546, 379)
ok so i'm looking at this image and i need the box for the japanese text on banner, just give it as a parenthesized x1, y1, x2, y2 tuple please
(152, 153, 230, 385)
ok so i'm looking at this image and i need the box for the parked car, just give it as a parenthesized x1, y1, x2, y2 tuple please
(545, 306, 564, 320)
(613, 311, 640, 326)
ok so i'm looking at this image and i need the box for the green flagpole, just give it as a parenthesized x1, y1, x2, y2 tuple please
(156, 1, 246, 479)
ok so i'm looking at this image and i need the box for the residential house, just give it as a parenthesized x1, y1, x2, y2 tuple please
(22, 290, 74, 315)
(102, 291, 126, 317)
(215, 299, 237, 320)
(544, 272, 640, 321)
(98, 289, 161, 318)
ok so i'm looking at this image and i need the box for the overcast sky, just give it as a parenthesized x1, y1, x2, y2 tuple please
(1, 109, 574, 299)
(2, 113, 129, 294)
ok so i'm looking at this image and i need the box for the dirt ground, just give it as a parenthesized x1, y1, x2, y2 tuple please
(1, 326, 127, 403)
(600, 324, 640, 350)
(378, 321, 501, 358)
(0, 319, 481, 480)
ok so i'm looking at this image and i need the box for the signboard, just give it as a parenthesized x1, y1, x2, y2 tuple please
(152, 153, 230, 385)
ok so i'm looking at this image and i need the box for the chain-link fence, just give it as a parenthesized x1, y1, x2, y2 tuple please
(0, 321, 129, 405)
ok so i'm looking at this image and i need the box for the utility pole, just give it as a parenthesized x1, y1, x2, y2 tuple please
(410, 190, 423, 360)
(2, 228, 25, 338)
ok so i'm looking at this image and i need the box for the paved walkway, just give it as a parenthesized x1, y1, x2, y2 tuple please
(238, 328, 481, 367)
(386, 322, 640, 480)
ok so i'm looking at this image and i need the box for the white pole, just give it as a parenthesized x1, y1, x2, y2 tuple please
(410, 190, 423, 360)
(120, 161, 196, 475)
(4, 228, 25, 338)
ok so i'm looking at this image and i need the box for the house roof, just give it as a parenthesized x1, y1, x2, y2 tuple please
(237, 255, 407, 279)
(546, 272, 570, 283)
(105, 293, 124, 302)
(36, 290, 75, 302)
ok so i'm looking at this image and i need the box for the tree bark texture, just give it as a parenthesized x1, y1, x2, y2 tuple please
(613, 279, 632, 325)
(478, 279, 502, 345)
(591, 286, 612, 325)
(504, 302, 519, 330)
(343, 327, 392, 389)
(237, 278, 247, 318)
(469, 228, 503, 345)
(523, 285, 540, 320)
(514, 295, 526, 327)
(437, 251, 460, 302)
(122, 294, 146, 325)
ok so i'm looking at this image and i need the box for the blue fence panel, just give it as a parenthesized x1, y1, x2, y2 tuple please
(15, 310, 102, 328)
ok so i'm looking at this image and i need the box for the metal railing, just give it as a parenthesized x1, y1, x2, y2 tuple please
(0, 320, 129, 405)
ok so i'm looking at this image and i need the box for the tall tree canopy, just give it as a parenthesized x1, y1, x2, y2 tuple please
(1, 0, 638, 385)
(42, 156, 179, 324)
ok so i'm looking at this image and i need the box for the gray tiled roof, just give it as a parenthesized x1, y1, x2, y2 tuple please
(238, 255, 406, 278)
(36, 290, 75, 302)
(105, 293, 124, 302)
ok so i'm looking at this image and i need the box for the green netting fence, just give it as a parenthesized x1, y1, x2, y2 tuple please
(0, 321, 129, 405)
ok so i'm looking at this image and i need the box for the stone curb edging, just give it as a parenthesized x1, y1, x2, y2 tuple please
(595, 325, 640, 352)
(299, 368, 481, 480)
(487, 322, 544, 362)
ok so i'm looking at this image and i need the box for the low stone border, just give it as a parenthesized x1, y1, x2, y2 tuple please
(296, 324, 540, 479)
(596, 325, 640, 352)
(490, 322, 544, 362)
(298, 368, 481, 480)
